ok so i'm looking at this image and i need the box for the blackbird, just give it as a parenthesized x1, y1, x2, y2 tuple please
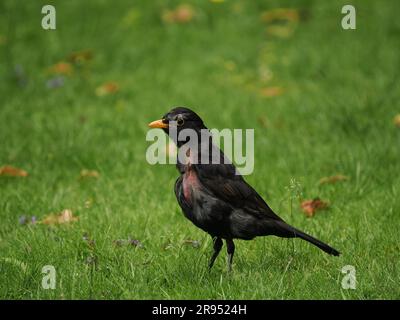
(149, 107, 340, 271)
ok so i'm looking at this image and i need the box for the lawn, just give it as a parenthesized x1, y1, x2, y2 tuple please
(0, 0, 399, 299)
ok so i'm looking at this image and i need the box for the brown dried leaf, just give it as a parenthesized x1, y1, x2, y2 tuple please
(257, 116, 269, 128)
(68, 50, 93, 64)
(261, 8, 299, 24)
(182, 239, 201, 248)
(301, 198, 329, 217)
(259, 86, 284, 98)
(95, 82, 119, 96)
(162, 4, 194, 24)
(319, 175, 349, 185)
(41, 209, 79, 225)
(266, 25, 295, 38)
(48, 62, 73, 76)
(261, 8, 299, 38)
(393, 114, 400, 128)
(0, 165, 28, 177)
(80, 169, 100, 179)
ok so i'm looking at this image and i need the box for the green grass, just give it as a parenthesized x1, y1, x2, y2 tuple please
(1, 0, 400, 299)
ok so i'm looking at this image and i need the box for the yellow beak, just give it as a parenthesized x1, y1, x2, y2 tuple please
(148, 119, 169, 129)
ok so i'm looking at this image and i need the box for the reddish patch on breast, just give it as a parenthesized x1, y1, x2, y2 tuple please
(182, 167, 200, 203)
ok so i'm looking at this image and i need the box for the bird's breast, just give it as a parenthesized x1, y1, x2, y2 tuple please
(182, 166, 201, 203)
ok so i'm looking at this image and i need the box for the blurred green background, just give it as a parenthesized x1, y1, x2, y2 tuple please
(0, 0, 399, 299)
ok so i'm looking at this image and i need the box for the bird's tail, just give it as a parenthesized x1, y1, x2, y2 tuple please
(273, 221, 340, 256)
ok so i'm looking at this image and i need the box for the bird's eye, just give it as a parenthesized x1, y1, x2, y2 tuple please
(177, 117, 184, 126)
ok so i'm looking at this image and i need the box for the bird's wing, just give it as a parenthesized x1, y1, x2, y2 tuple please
(195, 163, 283, 221)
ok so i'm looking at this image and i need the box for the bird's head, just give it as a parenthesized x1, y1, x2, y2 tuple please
(148, 107, 206, 140)
(148, 107, 226, 167)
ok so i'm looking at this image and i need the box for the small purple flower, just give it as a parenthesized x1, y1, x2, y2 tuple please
(46, 76, 64, 89)
(129, 239, 143, 248)
(14, 65, 28, 87)
(114, 237, 143, 248)
(83, 233, 95, 247)
(85, 255, 97, 265)
(113, 239, 124, 247)
(19, 215, 28, 225)
(19, 215, 37, 225)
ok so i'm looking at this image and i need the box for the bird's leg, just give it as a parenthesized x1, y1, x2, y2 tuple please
(208, 237, 223, 270)
(226, 239, 235, 272)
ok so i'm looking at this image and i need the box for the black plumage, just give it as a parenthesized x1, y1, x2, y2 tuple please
(149, 107, 340, 271)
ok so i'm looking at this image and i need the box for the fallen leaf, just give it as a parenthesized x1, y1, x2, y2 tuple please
(261, 8, 299, 38)
(319, 175, 349, 185)
(301, 198, 329, 217)
(266, 25, 295, 38)
(80, 169, 100, 179)
(393, 114, 400, 128)
(68, 50, 93, 64)
(183, 239, 201, 248)
(48, 62, 73, 76)
(261, 8, 299, 24)
(0, 165, 28, 177)
(0, 35, 6, 45)
(95, 82, 119, 96)
(41, 209, 79, 225)
(259, 86, 284, 97)
(257, 116, 269, 128)
(162, 4, 194, 24)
